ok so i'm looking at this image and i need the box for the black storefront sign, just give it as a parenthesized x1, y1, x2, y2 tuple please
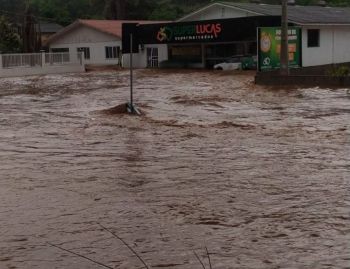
(140, 16, 284, 44)
(122, 16, 282, 51)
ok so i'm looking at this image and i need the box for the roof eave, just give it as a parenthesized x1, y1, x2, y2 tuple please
(80, 21, 121, 40)
(216, 2, 265, 16)
(45, 20, 121, 46)
(176, 2, 263, 22)
(296, 22, 350, 26)
(45, 20, 81, 46)
(176, 3, 217, 22)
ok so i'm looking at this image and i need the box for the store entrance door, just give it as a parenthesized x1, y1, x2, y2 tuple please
(147, 47, 159, 68)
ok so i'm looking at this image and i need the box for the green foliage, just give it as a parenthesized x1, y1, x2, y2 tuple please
(149, 1, 185, 20)
(328, 65, 350, 77)
(29, 0, 102, 26)
(1, 0, 350, 24)
(0, 16, 22, 53)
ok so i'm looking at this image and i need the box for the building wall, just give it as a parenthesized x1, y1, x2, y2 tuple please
(49, 26, 121, 65)
(123, 44, 169, 68)
(179, 4, 257, 22)
(333, 26, 350, 64)
(49, 25, 168, 68)
(302, 26, 333, 67)
(302, 26, 350, 67)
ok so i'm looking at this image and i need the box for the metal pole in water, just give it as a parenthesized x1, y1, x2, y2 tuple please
(126, 29, 140, 115)
(130, 33, 134, 112)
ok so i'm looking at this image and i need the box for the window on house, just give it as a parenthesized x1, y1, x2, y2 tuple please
(307, 29, 320, 47)
(77, 47, 90, 59)
(105, 46, 120, 59)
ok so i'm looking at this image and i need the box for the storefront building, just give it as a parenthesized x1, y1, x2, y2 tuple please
(123, 16, 281, 68)
(124, 2, 350, 69)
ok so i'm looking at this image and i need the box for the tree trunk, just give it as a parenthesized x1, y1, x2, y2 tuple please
(23, 2, 41, 53)
(105, 0, 126, 19)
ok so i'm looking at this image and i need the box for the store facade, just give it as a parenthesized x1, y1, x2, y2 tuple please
(122, 16, 282, 68)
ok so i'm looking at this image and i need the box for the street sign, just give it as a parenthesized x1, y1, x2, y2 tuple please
(122, 23, 139, 54)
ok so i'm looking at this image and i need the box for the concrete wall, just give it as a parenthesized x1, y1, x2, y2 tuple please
(256, 73, 350, 87)
(178, 3, 257, 21)
(302, 26, 350, 67)
(49, 26, 121, 65)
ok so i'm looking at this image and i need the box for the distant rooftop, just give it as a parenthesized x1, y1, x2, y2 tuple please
(37, 22, 63, 33)
(46, 19, 168, 45)
(77, 20, 167, 38)
(218, 2, 350, 25)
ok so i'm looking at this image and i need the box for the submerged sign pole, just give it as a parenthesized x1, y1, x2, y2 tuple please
(122, 22, 140, 115)
(130, 33, 134, 109)
(127, 32, 140, 115)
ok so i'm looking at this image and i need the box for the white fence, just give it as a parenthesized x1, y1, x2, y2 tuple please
(0, 52, 85, 78)
(2, 53, 42, 68)
(45, 53, 72, 65)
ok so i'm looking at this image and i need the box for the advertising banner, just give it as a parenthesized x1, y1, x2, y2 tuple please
(258, 27, 301, 71)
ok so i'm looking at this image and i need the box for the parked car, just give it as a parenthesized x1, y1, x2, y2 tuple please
(213, 55, 257, 71)
(241, 55, 257, 70)
(213, 57, 242, 70)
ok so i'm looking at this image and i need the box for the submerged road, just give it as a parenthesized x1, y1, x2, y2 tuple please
(0, 70, 349, 269)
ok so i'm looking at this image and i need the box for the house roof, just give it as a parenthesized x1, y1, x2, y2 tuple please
(179, 2, 350, 25)
(37, 22, 63, 33)
(45, 19, 168, 45)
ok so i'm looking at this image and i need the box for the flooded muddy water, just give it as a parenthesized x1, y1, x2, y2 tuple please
(0, 70, 349, 269)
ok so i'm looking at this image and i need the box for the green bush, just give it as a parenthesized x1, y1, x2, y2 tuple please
(0, 16, 22, 53)
(328, 65, 350, 77)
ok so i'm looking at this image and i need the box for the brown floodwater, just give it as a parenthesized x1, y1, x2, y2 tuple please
(0, 70, 349, 269)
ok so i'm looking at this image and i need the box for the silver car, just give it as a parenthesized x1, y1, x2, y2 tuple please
(213, 57, 242, 71)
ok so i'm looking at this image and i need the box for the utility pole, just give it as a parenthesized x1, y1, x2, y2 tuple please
(23, 0, 41, 53)
(280, 0, 289, 75)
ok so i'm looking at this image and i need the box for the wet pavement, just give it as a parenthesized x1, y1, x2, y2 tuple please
(0, 70, 349, 269)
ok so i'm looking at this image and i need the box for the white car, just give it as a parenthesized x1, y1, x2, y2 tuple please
(214, 57, 242, 71)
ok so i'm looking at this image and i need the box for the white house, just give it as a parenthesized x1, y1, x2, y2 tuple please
(177, 1, 350, 68)
(46, 19, 168, 68)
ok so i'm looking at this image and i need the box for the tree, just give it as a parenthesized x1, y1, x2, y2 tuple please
(104, 0, 126, 19)
(22, 3, 41, 53)
(1, 0, 350, 26)
(0, 16, 22, 53)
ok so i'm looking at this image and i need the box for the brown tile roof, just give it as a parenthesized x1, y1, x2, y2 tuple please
(46, 19, 169, 45)
(78, 19, 167, 38)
